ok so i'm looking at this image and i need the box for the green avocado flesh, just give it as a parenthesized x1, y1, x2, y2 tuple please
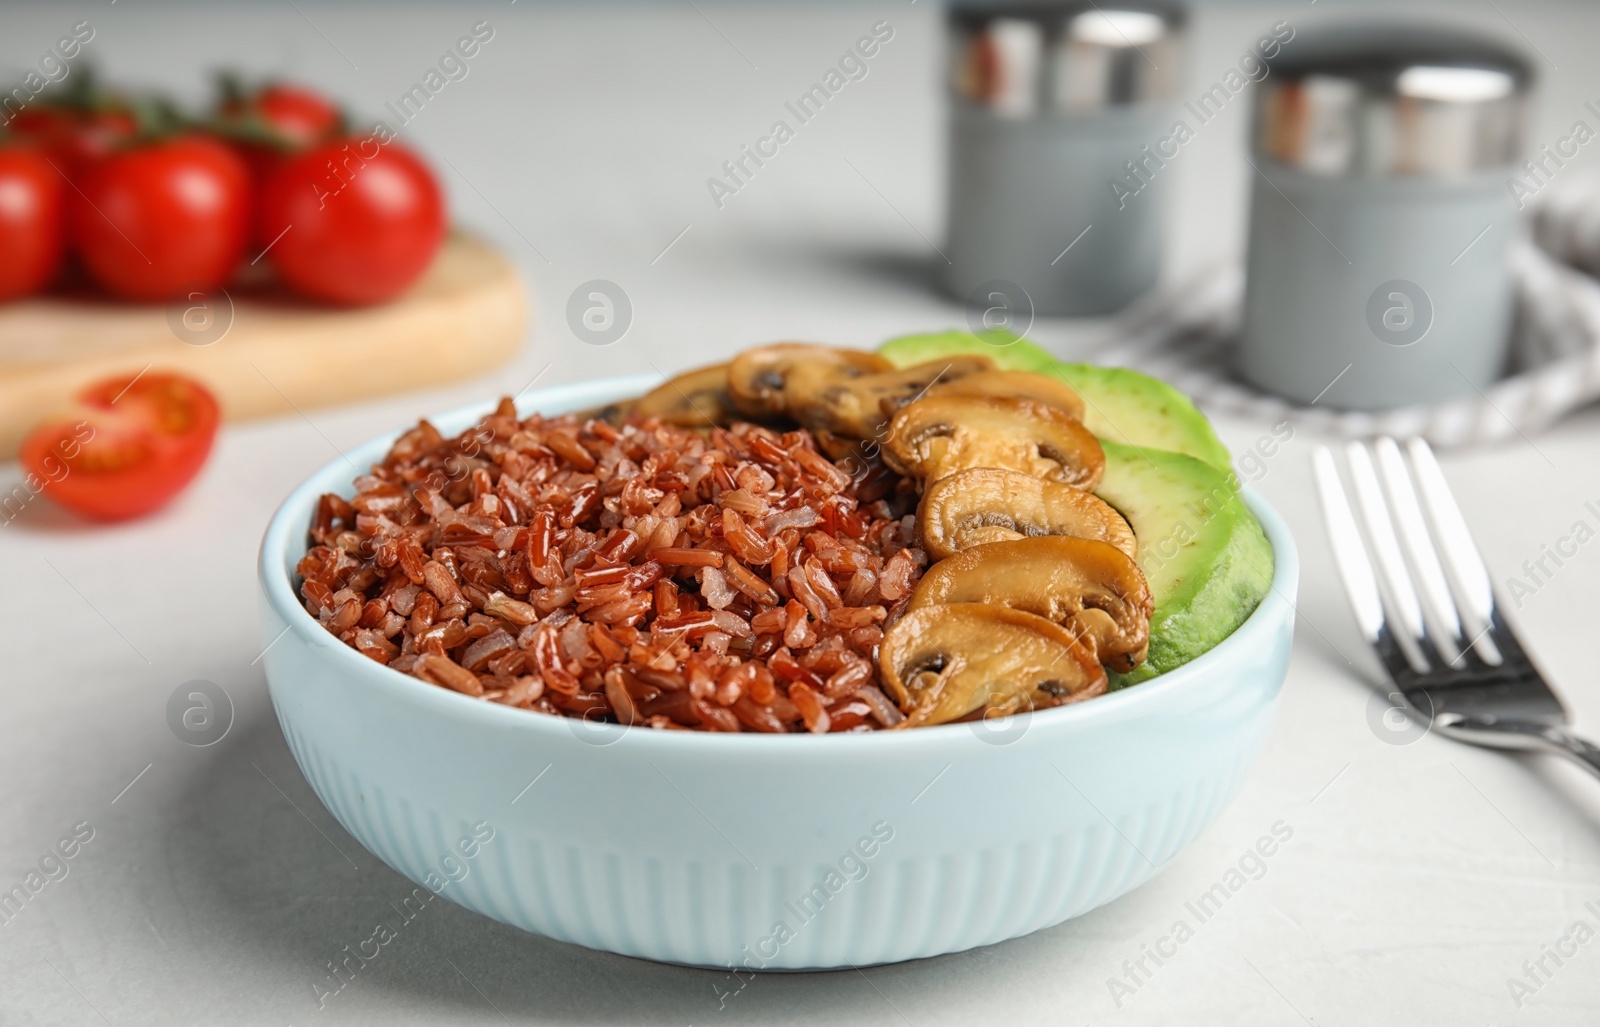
(1096, 442, 1273, 685)
(877, 331, 1271, 684)
(877, 331, 1231, 471)
(878, 329, 1053, 370)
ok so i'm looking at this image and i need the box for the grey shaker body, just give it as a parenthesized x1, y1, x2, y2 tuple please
(946, 105, 1166, 316)
(1237, 22, 1533, 409)
(1242, 166, 1514, 407)
(942, 3, 1183, 317)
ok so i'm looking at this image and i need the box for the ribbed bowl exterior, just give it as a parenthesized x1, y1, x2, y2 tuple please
(259, 377, 1298, 970)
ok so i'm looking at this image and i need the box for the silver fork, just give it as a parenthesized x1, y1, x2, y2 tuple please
(1313, 436, 1600, 776)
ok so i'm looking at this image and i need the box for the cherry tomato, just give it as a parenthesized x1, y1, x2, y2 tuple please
(70, 134, 249, 301)
(6, 106, 75, 140)
(216, 81, 344, 246)
(20, 371, 220, 521)
(0, 145, 65, 299)
(10, 104, 137, 184)
(260, 138, 444, 305)
(220, 82, 342, 148)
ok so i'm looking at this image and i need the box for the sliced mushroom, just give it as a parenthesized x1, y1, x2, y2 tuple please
(634, 363, 735, 427)
(925, 369, 1086, 422)
(907, 537, 1153, 672)
(784, 355, 996, 439)
(726, 344, 892, 418)
(812, 430, 860, 461)
(879, 603, 1107, 727)
(883, 396, 1105, 489)
(918, 468, 1135, 560)
(577, 400, 635, 426)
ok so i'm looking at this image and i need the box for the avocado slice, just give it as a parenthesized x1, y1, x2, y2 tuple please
(879, 329, 1059, 373)
(877, 331, 1231, 471)
(1052, 364, 1231, 472)
(1095, 441, 1274, 685)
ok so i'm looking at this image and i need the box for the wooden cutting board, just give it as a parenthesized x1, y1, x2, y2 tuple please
(0, 233, 529, 460)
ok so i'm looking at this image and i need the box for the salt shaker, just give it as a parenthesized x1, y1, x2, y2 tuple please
(1237, 24, 1533, 409)
(943, 2, 1183, 318)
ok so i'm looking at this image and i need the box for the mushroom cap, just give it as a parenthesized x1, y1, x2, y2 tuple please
(907, 537, 1153, 673)
(785, 355, 996, 440)
(879, 603, 1107, 727)
(882, 395, 1105, 489)
(812, 429, 860, 461)
(726, 344, 893, 418)
(634, 363, 735, 427)
(917, 467, 1136, 560)
(926, 369, 1086, 422)
(578, 400, 636, 426)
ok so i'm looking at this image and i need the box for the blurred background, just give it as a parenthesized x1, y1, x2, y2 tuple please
(2, 0, 1588, 390)
(1, 0, 1595, 415)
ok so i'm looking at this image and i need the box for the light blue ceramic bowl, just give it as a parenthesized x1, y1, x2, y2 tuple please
(258, 375, 1298, 971)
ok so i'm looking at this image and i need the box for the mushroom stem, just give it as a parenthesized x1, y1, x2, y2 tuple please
(784, 355, 996, 440)
(883, 396, 1105, 489)
(879, 603, 1107, 727)
(907, 537, 1153, 673)
(726, 344, 893, 418)
(634, 363, 736, 427)
(917, 468, 1136, 560)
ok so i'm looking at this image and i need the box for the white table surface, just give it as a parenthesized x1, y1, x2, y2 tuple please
(5, 1, 1600, 1023)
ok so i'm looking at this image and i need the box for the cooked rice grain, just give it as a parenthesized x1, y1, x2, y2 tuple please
(298, 400, 925, 732)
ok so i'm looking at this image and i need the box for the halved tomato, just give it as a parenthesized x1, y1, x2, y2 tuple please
(20, 371, 220, 520)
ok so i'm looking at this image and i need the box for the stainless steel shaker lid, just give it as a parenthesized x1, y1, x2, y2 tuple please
(1253, 22, 1533, 177)
(947, 1, 1184, 117)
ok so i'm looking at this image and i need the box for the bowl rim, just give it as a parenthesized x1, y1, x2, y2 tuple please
(259, 373, 1299, 751)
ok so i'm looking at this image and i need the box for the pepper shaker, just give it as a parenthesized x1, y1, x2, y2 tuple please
(943, 2, 1184, 317)
(1237, 23, 1533, 409)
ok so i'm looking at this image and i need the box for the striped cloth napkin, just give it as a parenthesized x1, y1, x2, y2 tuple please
(1096, 194, 1600, 448)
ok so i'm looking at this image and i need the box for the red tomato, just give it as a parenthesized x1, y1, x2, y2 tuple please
(0, 145, 65, 299)
(70, 134, 250, 301)
(20, 371, 220, 521)
(6, 106, 75, 140)
(222, 82, 342, 148)
(260, 138, 444, 305)
(217, 82, 344, 246)
(10, 104, 137, 184)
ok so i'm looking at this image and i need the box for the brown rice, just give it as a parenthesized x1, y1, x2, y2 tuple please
(297, 398, 926, 732)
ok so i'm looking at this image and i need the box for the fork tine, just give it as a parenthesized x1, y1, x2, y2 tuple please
(1314, 445, 1418, 681)
(1404, 437, 1502, 662)
(1312, 446, 1385, 642)
(1315, 442, 1585, 758)
(1404, 437, 1493, 624)
(1373, 437, 1464, 649)
(1345, 441, 1431, 666)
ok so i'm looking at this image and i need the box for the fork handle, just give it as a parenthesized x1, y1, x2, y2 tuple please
(1535, 727, 1600, 779)
(1439, 718, 1600, 779)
